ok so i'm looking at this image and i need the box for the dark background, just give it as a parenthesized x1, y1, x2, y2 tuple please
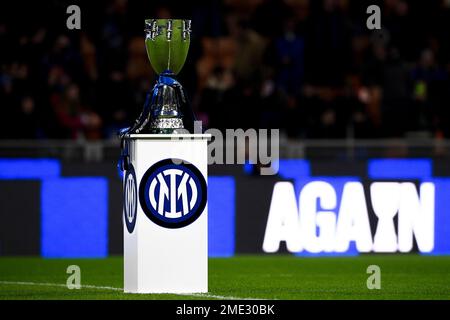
(1, 0, 450, 141)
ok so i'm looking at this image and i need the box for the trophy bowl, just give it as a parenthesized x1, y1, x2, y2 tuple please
(145, 19, 191, 76)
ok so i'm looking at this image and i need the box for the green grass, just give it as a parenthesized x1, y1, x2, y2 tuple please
(0, 255, 449, 300)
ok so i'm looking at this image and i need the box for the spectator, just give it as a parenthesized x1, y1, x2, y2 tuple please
(0, 0, 449, 140)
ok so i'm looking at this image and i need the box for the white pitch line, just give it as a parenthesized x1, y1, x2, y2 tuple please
(183, 293, 261, 300)
(0, 280, 262, 300)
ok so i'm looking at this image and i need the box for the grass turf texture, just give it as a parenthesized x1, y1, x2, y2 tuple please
(0, 256, 449, 300)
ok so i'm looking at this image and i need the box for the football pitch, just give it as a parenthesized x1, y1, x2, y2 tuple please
(0, 255, 449, 300)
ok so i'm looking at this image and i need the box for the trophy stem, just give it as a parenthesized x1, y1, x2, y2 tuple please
(148, 73, 186, 134)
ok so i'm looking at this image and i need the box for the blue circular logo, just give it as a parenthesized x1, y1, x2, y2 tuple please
(139, 159, 207, 229)
(123, 164, 137, 233)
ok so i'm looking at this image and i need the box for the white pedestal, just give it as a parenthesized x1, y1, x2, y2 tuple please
(122, 134, 209, 293)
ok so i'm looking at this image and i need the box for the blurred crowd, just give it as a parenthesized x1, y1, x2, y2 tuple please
(1, 0, 450, 140)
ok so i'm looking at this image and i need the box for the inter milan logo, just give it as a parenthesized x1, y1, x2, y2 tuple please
(123, 164, 137, 233)
(139, 159, 207, 229)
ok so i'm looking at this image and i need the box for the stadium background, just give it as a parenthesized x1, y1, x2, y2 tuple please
(1, 0, 450, 261)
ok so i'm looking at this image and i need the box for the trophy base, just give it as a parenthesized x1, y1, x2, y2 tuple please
(149, 128, 183, 134)
(149, 118, 184, 134)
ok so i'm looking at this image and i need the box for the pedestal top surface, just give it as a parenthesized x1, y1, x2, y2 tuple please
(124, 134, 211, 140)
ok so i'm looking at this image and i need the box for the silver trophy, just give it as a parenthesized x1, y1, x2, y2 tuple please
(118, 19, 195, 170)
(120, 18, 194, 135)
